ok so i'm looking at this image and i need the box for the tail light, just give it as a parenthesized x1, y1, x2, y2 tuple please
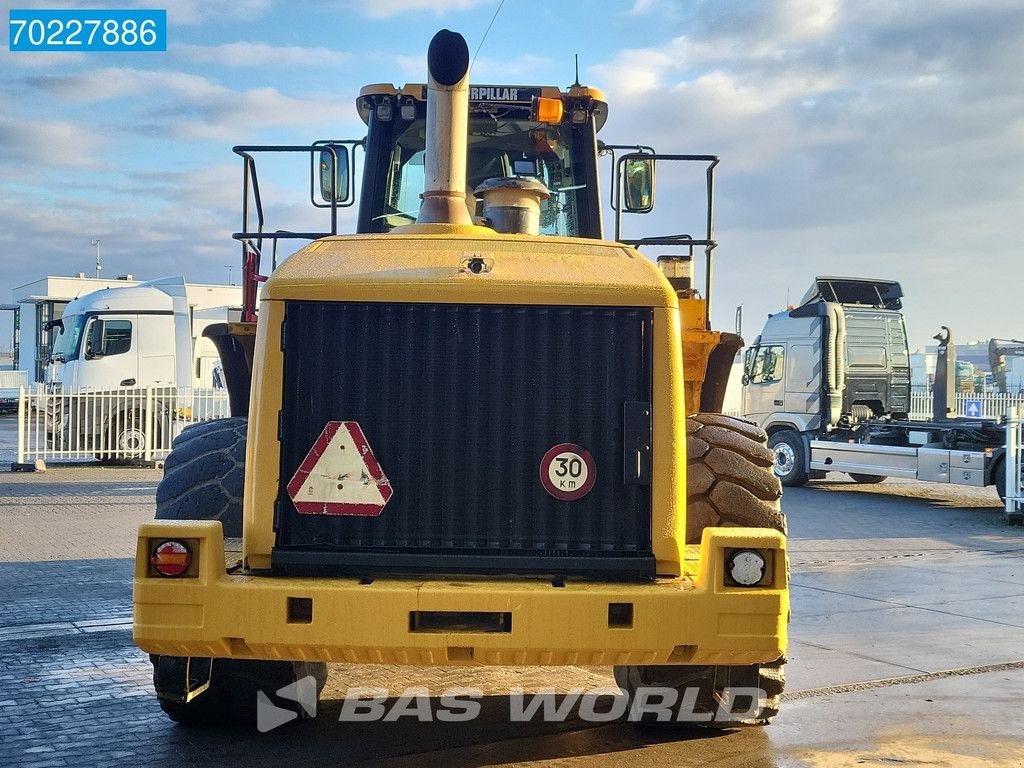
(150, 540, 195, 578)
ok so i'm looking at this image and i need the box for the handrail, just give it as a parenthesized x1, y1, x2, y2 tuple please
(613, 153, 719, 329)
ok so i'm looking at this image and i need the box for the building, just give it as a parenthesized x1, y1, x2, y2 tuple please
(12, 274, 242, 382)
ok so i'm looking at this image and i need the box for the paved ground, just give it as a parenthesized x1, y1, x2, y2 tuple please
(1, 433, 1023, 766)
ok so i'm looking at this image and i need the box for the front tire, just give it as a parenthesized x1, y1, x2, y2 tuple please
(767, 429, 808, 487)
(152, 656, 327, 726)
(615, 413, 786, 728)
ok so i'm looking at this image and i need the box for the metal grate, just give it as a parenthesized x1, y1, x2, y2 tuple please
(274, 301, 654, 578)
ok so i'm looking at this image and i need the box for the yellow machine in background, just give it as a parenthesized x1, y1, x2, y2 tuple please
(135, 29, 787, 727)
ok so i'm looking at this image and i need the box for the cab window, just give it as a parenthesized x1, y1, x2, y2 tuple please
(385, 118, 584, 237)
(103, 320, 132, 356)
(747, 345, 785, 384)
(85, 318, 133, 357)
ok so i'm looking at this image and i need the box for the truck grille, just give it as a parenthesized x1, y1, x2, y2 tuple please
(273, 301, 654, 579)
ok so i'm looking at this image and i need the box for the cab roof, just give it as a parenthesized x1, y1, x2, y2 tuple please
(357, 83, 609, 132)
(800, 276, 904, 310)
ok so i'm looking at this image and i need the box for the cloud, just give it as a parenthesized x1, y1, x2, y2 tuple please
(351, 0, 491, 19)
(0, 115, 106, 169)
(0, 158, 355, 300)
(0, 49, 89, 69)
(1, 0, 273, 25)
(592, 0, 1024, 345)
(172, 42, 350, 68)
(23, 67, 356, 141)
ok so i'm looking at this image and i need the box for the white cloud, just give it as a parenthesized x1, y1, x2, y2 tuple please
(0, 115, 106, 168)
(772, 0, 841, 41)
(26, 68, 221, 103)
(2, 0, 273, 25)
(352, 0, 491, 19)
(590, 0, 1024, 347)
(24, 67, 355, 140)
(172, 42, 350, 68)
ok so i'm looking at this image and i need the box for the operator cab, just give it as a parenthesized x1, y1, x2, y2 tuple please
(353, 83, 609, 238)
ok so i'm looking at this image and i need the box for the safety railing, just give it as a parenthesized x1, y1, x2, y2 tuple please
(14, 385, 231, 469)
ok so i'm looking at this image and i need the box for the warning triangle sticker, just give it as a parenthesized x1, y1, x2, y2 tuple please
(286, 421, 393, 517)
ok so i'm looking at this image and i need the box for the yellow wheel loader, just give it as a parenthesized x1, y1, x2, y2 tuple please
(137, 29, 787, 728)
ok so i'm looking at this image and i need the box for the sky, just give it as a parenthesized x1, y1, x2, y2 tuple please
(1, 0, 1023, 358)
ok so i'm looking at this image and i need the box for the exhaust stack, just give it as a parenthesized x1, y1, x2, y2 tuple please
(417, 29, 473, 226)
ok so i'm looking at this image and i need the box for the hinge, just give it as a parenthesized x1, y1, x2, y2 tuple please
(623, 401, 652, 485)
(277, 410, 284, 441)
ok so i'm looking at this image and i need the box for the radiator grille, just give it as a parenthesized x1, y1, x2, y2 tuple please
(274, 301, 654, 578)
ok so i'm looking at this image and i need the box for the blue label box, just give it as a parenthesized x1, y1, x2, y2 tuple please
(9, 9, 167, 52)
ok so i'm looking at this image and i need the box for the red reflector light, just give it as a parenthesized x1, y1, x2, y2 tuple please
(151, 540, 192, 577)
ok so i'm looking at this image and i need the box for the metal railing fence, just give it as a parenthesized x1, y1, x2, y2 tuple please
(15, 385, 231, 468)
(909, 391, 1024, 420)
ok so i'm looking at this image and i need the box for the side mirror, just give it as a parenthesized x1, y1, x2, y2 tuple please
(85, 318, 105, 359)
(623, 156, 655, 213)
(318, 146, 351, 203)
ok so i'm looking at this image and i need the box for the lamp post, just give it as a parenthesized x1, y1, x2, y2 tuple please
(90, 239, 101, 278)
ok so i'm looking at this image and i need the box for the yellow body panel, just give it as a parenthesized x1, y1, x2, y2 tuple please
(678, 295, 719, 414)
(135, 521, 787, 666)
(264, 234, 674, 307)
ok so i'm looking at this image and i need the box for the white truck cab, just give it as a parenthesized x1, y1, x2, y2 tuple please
(44, 277, 239, 459)
(47, 277, 226, 392)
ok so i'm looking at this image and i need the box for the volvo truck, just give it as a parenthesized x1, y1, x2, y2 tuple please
(742, 276, 1016, 502)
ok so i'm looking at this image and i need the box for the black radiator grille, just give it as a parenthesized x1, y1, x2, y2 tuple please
(274, 301, 654, 577)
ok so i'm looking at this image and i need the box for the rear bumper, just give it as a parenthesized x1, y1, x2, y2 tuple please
(134, 521, 788, 667)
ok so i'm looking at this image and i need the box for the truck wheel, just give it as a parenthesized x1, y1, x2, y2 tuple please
(97, 409, 156, 464)
(155, 417, 246, 538)
(152, 655, 327, 726)
(848, 473, 886, 485)
(767, 430, 808, 487)
(615, 413, 786, 728)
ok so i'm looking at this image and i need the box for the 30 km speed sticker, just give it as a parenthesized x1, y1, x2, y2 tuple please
(540, 443, 597, 501)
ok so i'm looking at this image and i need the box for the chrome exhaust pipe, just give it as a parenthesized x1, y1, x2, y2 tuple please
(417, 29, 473, 226)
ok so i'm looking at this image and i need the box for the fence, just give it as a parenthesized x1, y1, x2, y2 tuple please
(15, 385, 231, 468)
(908, 391, 1024, 420)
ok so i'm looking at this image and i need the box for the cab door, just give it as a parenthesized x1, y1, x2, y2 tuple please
(741, 344, 786, 425)
(81, 315, 138, 389)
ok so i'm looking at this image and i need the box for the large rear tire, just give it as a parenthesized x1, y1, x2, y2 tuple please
(155, 417, 246, 537)
(616, 413, 787, 727)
